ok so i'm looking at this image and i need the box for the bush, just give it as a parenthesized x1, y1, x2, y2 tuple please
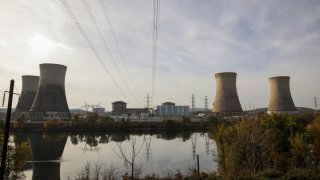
(14, 114, 26, 128)
(284, 168, 320, 179)
(255, 169, 284, 179)
(43, 120, 61, 129)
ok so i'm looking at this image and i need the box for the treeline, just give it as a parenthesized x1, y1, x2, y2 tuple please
(12, 113, 214, 131)
(213, 113, 320, 179)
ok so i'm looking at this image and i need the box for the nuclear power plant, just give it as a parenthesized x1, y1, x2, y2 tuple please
(30, 63, 70, 121)
(267, 76, 297, 114)
(15, 75, 39, 112)
(212, 72, 243, 113)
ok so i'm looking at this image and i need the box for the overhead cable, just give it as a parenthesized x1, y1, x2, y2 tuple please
(82, 0, 139, 102)
(60, 0, 131, 103)
(99, 0, 142, 99)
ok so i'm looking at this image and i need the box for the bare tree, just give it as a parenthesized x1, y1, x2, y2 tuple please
(113, 136, 144, 180)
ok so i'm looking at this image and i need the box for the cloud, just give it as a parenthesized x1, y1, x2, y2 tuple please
(0, 0, 319, 109)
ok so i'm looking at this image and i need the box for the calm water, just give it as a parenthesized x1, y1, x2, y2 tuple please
(15, 131, 218, 179)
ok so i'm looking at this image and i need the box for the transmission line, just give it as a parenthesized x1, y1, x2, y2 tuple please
(152, 0, 160, 104)
(60, 0, 131, 104)
(99, 0, 142, 98)
(82, 0, 139, 101)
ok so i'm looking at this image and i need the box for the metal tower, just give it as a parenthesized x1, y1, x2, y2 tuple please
(191, 94, 195, 112)
(205, 96, 208, 111)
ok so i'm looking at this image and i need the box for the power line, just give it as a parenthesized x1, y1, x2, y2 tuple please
(151, 0, 160, 104)
(60, 0, 130, 104)
(82, 0, 139, 102)
(99, 0, 142, 98)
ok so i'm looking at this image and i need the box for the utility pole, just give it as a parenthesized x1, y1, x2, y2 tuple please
(0, 80, 14, 179)
(191, 94, 195, 112)
(197, 154, 200, 180)
(204, 96, 208, 112)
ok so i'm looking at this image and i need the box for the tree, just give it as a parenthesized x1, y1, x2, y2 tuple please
(113, 136, 144, 180)
(86, 112, 98, 128)
(0, 132, 30, 179)
(14, 114, 26, 129)
(71, 114, 80, 127)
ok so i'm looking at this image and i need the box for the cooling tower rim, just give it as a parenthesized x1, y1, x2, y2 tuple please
(214, 72, 237, 76)
(39, 63, 67, 69)
(22, 75, 39, 78)
(112, 101, 127, 104)
(269, 76, 290, 80)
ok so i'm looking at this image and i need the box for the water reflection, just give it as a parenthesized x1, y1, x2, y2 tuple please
(28, 132, 67, 180)
(18, 131, 217, 179)
(143, 135, 152, 162)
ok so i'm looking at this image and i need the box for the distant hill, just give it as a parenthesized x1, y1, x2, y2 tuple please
(70, 109, 87, 114)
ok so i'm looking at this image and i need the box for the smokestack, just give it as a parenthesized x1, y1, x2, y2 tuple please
(16, 75, 39, 112)
(213, 72, 242, 113)
(30, 63, 70, 120)
(267, 76, 297, 113)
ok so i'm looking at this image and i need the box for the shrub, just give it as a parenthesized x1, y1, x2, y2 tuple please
(14, 114, 26, 128)
(43, 119, 61, 129)
(284, 168, 320, 179)
(255, 169, 284, 179)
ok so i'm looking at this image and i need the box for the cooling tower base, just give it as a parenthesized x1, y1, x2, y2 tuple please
(267, 111, 298, 115)
(28, 111, 71, 121)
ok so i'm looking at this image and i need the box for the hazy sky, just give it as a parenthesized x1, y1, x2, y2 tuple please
(0, 0, 319, 110)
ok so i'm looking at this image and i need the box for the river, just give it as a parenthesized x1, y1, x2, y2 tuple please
(15, 131, 217, 179)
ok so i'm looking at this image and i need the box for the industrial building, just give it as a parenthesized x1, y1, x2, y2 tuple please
(92, 107, 105, 116)
(15, 75, 39, 112)
(267, 76, 297, 114)
(111, 101, 149, 116)
(212, 72, 243, 113)
(155, 102, 190, 117)
(30, 63, 70, 121)
(111, 101, 127, 114)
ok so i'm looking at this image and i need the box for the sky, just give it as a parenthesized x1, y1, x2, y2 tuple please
(0, 0, 319, 110)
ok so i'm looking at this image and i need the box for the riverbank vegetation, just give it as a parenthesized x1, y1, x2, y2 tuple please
(0, 130, 30, 179)
(213, 112, 320, 179)
(65, 161, 219, 180)
(11, 112, 215, 131)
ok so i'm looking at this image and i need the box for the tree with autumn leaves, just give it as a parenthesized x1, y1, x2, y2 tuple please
(213, 113, 320, 179)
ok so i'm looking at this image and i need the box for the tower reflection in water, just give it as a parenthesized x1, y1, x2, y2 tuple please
(28, 132, 67, 180)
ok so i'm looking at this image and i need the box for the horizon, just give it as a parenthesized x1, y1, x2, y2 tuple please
(1, 0, 319, 110)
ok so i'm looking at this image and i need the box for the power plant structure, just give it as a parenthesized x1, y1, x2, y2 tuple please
(212, 72, 243, 113)
(15, 75, 39, 113)
(267, 76, 297, 114)
(30, 63, 70, 121)
(112, 101, 127, 114)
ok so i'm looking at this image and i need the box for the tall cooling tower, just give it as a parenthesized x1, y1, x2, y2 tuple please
(267, 76, 296, 113)
(213, 72, 243, 113)
(15, 75, 39, 112)
(30, 63, 70, 120)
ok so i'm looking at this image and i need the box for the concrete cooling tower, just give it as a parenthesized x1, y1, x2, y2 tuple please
(15, 75, 39, 112)
(213, 72, 243, 113)
(30, 63, 70, 121)
(267, 76, 297, 113)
